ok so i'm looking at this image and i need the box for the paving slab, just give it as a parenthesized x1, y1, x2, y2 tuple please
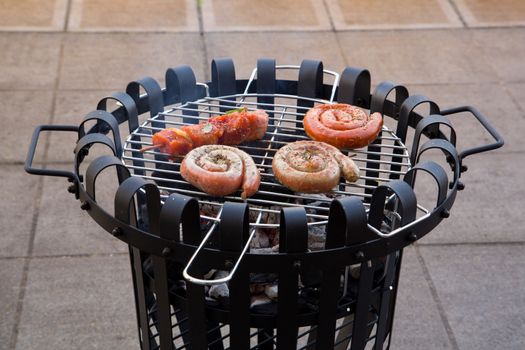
(201, 0, 331, 32)
(419, 244, 525, 350)
(33, 174, 127, 257)
(46, 89, 115, 163)
(506, 82, 525, 113)
(0, 258, 25, 349)
(472, 28, 525, 83)
(405, 82, 524, 153)
(415, 151, 524, 244)
(336, 29, 498, 85)
(0, 33, 62, 90)
(15, 255, 139, 350)
(205, 32, 347, 81)
(49, 87, 175, 163)
(0, 0, 67, 32)
(0, 166, 40, 258)
(326, 0, 461, 30)
(0, 90, 54, 163)
(389, 246, 453, 349)
(454, 0, 525, 27)
(59, 33, 206, 90)
(68, 0, 198, 32)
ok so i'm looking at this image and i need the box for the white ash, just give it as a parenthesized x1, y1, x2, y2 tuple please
(203, 269, 216, 280)
(308, 225, 327, 251)
(263, 206, 282, 226)
(300, 194, 334, 220)
(264, 284, 278, 300)
(250, 229, 271, 249)
(208, 270, 229, 299)
(199, 203, 221, 216)
(250, 294, 272, 308)
(250, 247, 274, 255)
(250, 227, 279, 250)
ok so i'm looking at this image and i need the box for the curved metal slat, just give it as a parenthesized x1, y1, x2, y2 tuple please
(211, 58, 236, 112)
(369, 180, 418, 229)
(297, 59, 323, 111)
(126, 76, 165, 119)
(277, 207, 308, 349)
(410, 114, 457, 165)
(365, 82, 410, 201)
(159, 192, 200, 244)
(220, 202, 251, 350)
(337, 66, 371, 108)
(97, 91, 139, 131)
(256, 58, 276, 120)
(74, 133, 117, 176)
(165, 65, 199, 124)
(85, 155, 130, 200)
(79, 110, 122, 157)
(416, 138, 462, 188)
(404, 160, 449, 208)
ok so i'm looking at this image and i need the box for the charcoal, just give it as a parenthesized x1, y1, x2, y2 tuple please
(250, 294, 272, 308)
(308, 225, 326, 251)
(250, 247, 274, 255)
(264, 284, 278, 300)
(250, 273, 278, 284)
(208, 270, 230, 298)
(250, 229, 270, 249)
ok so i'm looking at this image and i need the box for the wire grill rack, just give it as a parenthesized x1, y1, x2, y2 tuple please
(122, 93, 414, 230)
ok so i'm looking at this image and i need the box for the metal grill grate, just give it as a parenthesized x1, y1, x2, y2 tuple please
(122, 93, 413, 230)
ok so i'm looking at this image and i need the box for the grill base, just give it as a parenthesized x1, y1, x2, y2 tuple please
(140, 253, 398, 350)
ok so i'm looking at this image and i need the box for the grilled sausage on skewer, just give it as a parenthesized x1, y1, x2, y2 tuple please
(141, 108, 269, 157)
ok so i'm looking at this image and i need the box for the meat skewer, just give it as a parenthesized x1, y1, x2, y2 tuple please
(303, 103, 383, 149)
(141, 108, 269, 157)
(181, 145, 261, 199)
(272, 140, 359, 193)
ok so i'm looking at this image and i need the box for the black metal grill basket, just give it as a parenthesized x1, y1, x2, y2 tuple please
(25, 58, 503, 350)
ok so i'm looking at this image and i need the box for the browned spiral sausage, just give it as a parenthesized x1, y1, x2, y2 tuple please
(303, 103, 383, 149)
(180, 145, 260, 199)
(272, 141, 359, 193)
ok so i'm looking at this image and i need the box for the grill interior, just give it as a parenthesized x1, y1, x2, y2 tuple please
(122, 93, 414, 229)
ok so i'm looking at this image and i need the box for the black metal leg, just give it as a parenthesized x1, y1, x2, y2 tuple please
(130, 247, 153, 350)
(257, 328, 274, 350)
(350, 261, 375, 350)
(207, 321, 225, 350)
(373, 252, 400, 350)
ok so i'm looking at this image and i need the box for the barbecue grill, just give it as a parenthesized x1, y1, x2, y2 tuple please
(25, 58, 503, 350)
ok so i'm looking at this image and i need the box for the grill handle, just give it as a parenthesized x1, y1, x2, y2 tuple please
(441, 105, 504, 159)
(182, 207, 255, 286)
(25, 124, 79, 180)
